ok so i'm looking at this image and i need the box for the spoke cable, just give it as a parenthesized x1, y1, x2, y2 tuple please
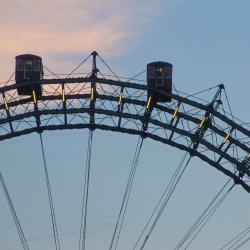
(134, 152, 192, 250)
(79, 130, 94, 250)
(0, 170, 30, 250)
(109, 136, 144, 250)
(132, 152, 188, 250)
(39, 133, 61, 250)
(174, 179, 233, 249)
(219, 226, 250, 250)
(114, 137, 144, 250)
(179, 183, 234, 250)
(231, 235, 250, 250)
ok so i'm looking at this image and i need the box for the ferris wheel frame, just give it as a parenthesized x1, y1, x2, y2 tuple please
(0, 76, 249, 194)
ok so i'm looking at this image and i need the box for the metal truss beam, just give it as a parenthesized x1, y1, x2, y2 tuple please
(0, 77, 249, 193)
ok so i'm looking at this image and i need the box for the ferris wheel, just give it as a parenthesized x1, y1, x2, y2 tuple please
(0, 51, 250, 250)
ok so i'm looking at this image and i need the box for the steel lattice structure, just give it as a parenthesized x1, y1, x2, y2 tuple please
(1, 67, 250, 194)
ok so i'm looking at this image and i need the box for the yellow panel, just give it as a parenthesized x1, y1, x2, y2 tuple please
(91, 87, 94, 101)
(146, 96, 152, 109)
(62, 88, 65, 102)
(32, 90, 37, 104)
(118, 92, 123, 105)
(4, 97, 9, 110)
(173, 106, 179, 119)
(199, 116, 206, 129)
(223, 132, 231, 143)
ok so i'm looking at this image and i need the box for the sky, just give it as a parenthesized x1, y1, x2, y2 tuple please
(0, 0, 250, 250)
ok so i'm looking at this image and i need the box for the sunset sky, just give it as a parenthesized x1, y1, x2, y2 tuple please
(0, 1, 250, 250)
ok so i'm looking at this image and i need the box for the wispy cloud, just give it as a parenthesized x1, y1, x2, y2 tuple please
(0, 0, 159, 80)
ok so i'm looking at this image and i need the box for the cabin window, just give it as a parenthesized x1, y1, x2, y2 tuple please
(156, 67, 163, 78)
(33, 60, 40, 71)
(24, 60, 32, 79)
(148, 67, 155, 78)
(155, 67, 164, 86)
(163, 67, 172, 78)
(16, 59, 24, 71)
(24, 60, 32, 68)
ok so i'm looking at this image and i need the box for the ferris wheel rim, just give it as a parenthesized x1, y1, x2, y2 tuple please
(0, 77, 249, 193)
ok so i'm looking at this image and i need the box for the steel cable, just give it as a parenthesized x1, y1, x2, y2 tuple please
(39, 133, 61, 250)
(132, 152, 191, 250)
(109, 136, 144, 250)
(231, 235, 250, 250)
(174, 179, 233, 249)
(79, 130, 94, 250)
(140, 155, 191, 250)
(97, 54, 121, 82)
(185, 184, 235, 250)
(219, 227, 250, 250)
(132, 152, 188, 250)
(0, 170, 30, 250)
(219, 226, 250, 250)
(66, 54, 92, 78)
(114, 137, 144, 250)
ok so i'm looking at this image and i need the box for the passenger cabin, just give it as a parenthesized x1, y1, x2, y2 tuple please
(147, 61, 172, 102)
(15, 54, 43, 97)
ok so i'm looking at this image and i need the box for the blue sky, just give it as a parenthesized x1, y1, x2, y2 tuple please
(0, 0, 250, 250)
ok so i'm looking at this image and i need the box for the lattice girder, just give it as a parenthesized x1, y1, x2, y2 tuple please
(0, 77, 250, 193)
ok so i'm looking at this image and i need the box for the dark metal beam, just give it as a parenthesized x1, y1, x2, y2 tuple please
(0, 77, 249, 192)
(0, 105, 249, 177)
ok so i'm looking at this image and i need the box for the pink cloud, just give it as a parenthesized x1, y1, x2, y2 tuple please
(0, 0, 159, 81)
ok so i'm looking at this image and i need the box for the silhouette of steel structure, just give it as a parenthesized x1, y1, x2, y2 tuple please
(0, 51, 250, 194)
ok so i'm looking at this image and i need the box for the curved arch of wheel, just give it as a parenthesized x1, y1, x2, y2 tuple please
(0, 77, 249, 192)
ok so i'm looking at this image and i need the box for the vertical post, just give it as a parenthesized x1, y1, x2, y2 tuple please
(117, 86, 124, 128)
(62, 83, 67, 125)
(89, 51, 98, 130)
(32, 88, 41, 131)
(192, 85, 224, 151)
(142, 96, 155, 137)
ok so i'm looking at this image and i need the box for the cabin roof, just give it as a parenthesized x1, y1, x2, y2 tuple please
(147, 61, 172, 67)
(15, 54, 42, 60)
